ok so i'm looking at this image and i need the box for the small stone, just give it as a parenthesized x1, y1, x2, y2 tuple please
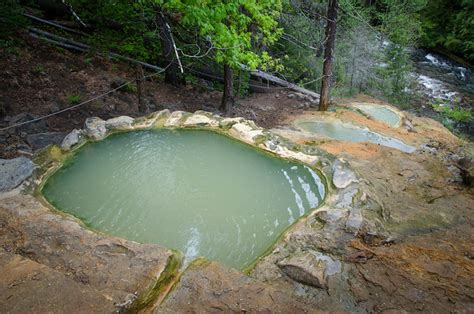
(277, 251, 340, 289)
(0, 157, 35, 192)
(294, 92, 306, 100)
(84, 117, 107, 140)
(61, 129, 82, 151)
(287, 93, 295, 99)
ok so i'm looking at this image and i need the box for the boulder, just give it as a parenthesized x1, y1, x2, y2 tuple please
(229, 122, 263, 144)
(278, 251, 342, 289)
(0, 157, 35, 192)
(105, 116, 134, 130)
(26, 132, 66, 151)
(84, 117, 107, 140)
(61, 129, 83, 151)
(184, 114, 213, 127)
(277, 252, 328, 289)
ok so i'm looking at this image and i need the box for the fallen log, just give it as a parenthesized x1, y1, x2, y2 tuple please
(248, 69, 320, 100)
(28, 27, 321, 99)
(23, 13, 87, 36)
(28, 28, 163, 72)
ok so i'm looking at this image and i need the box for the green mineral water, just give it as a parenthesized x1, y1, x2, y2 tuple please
(297, 120, 416, 153)
(353, 103, 401, 127)
(43, 129, 325, 269)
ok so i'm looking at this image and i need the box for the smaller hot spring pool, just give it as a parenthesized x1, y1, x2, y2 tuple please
(352, 103, 402, 128)
(42, 129, 325, 269)
(297, 120, 416, 153)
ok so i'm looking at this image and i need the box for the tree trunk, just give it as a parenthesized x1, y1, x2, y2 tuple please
(219, 64, 234, 112)
(318, 0, 338, 111)
(156, 9, 180, 86)
(136, 64, 146, 113)
(350, 42, 357, 94)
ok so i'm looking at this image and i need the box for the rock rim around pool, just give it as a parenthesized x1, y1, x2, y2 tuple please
(1, 110, 395, 312)
(37, 110, 332, 268)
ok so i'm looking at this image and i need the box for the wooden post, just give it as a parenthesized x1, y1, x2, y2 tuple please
(318, 0, 338, 111)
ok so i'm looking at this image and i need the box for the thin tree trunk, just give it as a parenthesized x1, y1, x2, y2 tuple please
(220, 64, 234, 112)
(237, 70, 242, 96)
(350, 42, 357, 94)
(318, 0, 338, 111)
(156, 9, 180, 86)
(136, 64, 146, 113)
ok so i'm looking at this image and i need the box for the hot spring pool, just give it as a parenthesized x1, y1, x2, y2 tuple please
(297, 120, 416, 153)
(42, 129, 325, 269)
(352, 103, 402, 127)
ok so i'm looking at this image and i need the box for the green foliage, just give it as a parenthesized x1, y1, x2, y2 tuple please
(445, 107, 473, 123)
(33, 65, 46, 75)
(0, 0, 27, 38)
(419, 0, 474, 62)
(69, 0, 161, 62)
(157, 0, 283, 70)
(123, 83, 137, 93)
(432, 102, 473, 123)
(67, 94, 82, 105)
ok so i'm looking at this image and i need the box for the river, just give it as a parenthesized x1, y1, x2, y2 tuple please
(410, 49, 473, 138)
